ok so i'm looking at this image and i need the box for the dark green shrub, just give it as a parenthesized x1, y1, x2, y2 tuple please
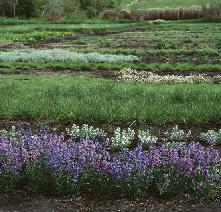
(16, 0, 36, 18)
(80, 0, 121, 17)
(23, 160, 74, 195)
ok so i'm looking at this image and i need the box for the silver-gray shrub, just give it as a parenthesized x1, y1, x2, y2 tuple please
(0, 49, 140, 63)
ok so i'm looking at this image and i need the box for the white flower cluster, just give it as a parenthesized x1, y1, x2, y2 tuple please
(107, 127, 135, 150)
(138, 129, 158, 147)
(165, 125, 191, 142)
(3, 124, 221, 150)
(67, 124, 106, 140)
(118, 68, 220, 84)
(200, 129, 221, 146)
(0, 49, 140, 63)
(0, 126, 17, 139)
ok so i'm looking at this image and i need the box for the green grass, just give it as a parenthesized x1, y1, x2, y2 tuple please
(0, 17, 132, 25)
(0, 31, 75, 42)
(0, 22, 147, 33)
(73, 48, 221, 57)
(1, 62, 221, 73)
(69, 21, 221, 48)
(120, 0, 209, 9)
(0, 74, 221, 125)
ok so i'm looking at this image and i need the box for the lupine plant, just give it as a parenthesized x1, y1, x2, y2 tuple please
(0, 126, 221, 199)
(200, 129, 221, 146)
(0, 126, 220, 200)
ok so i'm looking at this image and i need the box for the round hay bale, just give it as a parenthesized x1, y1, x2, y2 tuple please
(103, 10, 117, 20)
(150, 19, 166, 24)
(118, 10, 131, 19)
(46, 15, 64, 22)
(133, 9, 149, 20)
(130, 10, 140, 20)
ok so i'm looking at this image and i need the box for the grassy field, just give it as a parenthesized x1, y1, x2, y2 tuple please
(0, 22, 147, 33)
(0, 6, 221, 204)
(0, 18, 220, 128)
(0, 74, 221, 125)
(0, 21, 220, 73)
(120, 0, 209, 9)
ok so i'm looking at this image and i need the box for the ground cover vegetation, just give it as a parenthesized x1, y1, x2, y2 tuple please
(0, 20, 220, 73)
(0, 0, 221, 208)
(0, 124, 220, 202)
(0, 49, 139, 63)
(0, 75, 221, 125)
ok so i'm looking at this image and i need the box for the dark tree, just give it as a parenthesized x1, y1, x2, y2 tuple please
(16, 0, 36, 18)
(0, 0, 14, 17)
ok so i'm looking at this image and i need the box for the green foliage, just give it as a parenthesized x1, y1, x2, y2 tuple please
(0, 0, 122, 18)
(202, 0, 221, 18)
(43, 0, 64, 21)
(0, 31, 73, 42)
(1, 61, 221, 74)
(24, 160, 74, 195)
(0, 22, 145, 33)
(80, 0, 121, 17)
(0, 172, 19, 193)
(62, 0, 79, 15)
(154, 167, 189, 196)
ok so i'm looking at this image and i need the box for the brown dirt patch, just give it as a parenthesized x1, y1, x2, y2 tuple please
(0, 68, 118, 80)
(1, 67, 221, 78)
(0, 192, 221, 212)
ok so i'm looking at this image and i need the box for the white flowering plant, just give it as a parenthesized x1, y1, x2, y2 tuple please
(138, 129, 158, 147)
(0, 126, 17, 139)
(66, 124, 106, 141)
(118, 68, 219, 84)
(200, 129, 221, 146)
(107, 127, 135, 150)
(165, 125, 191, 142)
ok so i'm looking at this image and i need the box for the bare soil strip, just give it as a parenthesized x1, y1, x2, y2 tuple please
(0, 193, 221, 212)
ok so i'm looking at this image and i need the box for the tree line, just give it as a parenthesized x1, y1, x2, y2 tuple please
(0, 0, 121, 19)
